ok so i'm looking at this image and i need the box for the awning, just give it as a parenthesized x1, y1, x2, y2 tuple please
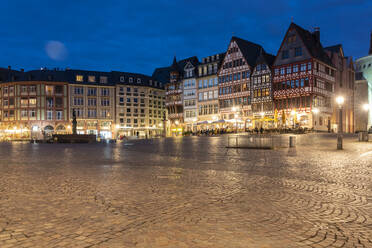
(196, 121, 209, 125)
(212, 119, 225, 124)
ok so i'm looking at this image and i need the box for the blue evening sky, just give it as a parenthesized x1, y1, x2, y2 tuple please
(1, 0, 371, 75)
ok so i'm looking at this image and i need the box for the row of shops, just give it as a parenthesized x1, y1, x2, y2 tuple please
(170, 109, 328, 135)
(0, 121, 165, 141)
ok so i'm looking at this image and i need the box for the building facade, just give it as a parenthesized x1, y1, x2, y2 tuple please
(67, 70, 115, 139)
(251, 50, 275, 128)
(273, 23, 336, 131)
(196, 53, 224, 130)
(325, 45, 355, 133)
(354, 72, 369, 131)
(0, 68, 166, 140)
(165, 56, 198, 136)
(182, 59, 199, 132)
(218, 37, 263, 131)
(355, 32, 372, 129)
(0, 69, 69, 140)
(112, 71, 165, 138)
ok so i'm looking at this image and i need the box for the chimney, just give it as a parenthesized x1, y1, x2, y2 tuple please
(369, 31, 372, 55)
(313, 27, 320, 42)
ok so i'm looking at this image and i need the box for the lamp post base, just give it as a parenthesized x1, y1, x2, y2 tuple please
(337, 134, 343, 150)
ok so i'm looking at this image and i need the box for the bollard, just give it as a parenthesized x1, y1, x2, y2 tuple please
(359, 132, 363, 142)
(364, 132, 369, 142)
(289, 136, 296, 147)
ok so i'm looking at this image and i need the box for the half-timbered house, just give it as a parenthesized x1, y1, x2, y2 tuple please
(272, 23, 336, 131)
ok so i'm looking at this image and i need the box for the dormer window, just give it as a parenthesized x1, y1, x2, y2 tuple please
(129, 77, 133, 83)
(100, 76, 107, 84)
(120, 76, 125, 82)
(76, 75, 83, 82)
(137, 78, 141, 83)
(185, 69, 193, 78)
(88, 76, 96, 82)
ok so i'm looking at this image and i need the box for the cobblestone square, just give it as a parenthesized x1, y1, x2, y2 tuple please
(0, 134, 372, 247)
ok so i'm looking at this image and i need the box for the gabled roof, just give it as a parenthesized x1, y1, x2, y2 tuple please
(178, 56, 199, 71)
(255, 50, 275, 67)
(325, 44, 344, 58)
(152, 66, 171, 84)
(231, 36, 264, 67)
(289, 23, 333, 66)
(324, 44, 342, 53)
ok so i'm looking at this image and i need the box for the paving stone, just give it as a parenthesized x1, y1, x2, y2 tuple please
(0, 135, 372, 247)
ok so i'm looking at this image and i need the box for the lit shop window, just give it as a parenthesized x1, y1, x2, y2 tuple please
(76, 75, 83, 82)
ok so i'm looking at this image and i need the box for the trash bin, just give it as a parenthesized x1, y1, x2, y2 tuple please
(289, 136, 296, 147)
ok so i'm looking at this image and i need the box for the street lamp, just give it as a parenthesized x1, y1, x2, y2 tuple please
(336, 96, 344, 150)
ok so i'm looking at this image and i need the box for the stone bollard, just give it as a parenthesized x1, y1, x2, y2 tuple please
(289, 136, 296, 147)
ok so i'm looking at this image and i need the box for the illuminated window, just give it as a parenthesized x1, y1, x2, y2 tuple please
(76, 75, 83, 82)
(88, 76, 96, 82)
(45, 85, 54, 95)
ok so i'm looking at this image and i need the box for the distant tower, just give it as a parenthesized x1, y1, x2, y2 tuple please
(170, 56, 180, 83)
(369, 31, 372, 55)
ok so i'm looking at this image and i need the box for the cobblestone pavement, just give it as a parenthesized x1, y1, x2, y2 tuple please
(0, 134, 372, 247)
